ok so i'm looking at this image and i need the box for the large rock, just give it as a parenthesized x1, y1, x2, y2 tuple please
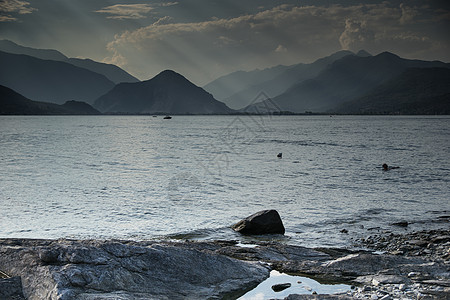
(0, 239, 269, 300)
(232, 210, 285, 235)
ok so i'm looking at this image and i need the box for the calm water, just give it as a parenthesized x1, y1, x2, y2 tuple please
(0, 115, 449, 248)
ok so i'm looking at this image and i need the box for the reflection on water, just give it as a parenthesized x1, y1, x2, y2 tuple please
(238, 270, 351, 300)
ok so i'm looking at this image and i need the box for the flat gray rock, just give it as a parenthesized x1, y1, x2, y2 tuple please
(0, 239, 269, 300)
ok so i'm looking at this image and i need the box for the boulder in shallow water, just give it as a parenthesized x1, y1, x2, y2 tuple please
(232, 210, 285, 235)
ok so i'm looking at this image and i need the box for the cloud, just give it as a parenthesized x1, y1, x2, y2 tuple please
(399, 3, 418, 25)
(0, 14, 15, 21)
(104, 3, 450, 84)
(275, 45, 287, 53)
(0, 0, 36, 22)
(96, 4, 154, 20)
(339, 19, 374, 50)
(160, 2, 178, 7)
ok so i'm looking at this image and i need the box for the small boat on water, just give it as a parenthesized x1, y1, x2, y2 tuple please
(163, 116, 172, 119)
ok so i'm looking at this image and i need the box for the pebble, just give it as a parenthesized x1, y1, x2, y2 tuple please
(348, 230, 450, 300)
(346, 282, 450, 300)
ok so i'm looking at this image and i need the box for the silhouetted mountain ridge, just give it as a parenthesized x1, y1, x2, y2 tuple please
(0, 85, 100, 115)
(0, 51, 115, 104)
(94, 70, 234, 114)
(333, 68, 450, 114)
(0, 40, 139, 84)
(0, 39, 68, 61)
(65, 58, 139, 84)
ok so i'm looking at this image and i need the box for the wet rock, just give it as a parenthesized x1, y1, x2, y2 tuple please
(392, 221, 408, 227)
(38, 248, 60, 263)
(319, 253, 423, 277)
(431, 235, 450, 243)
(0, 276, 25, 299)
(232, 210, 285, 235)
(284, 294, 353, 299)
(355, 274, 409, 286)
(217, 242, 330, 262)
(272, 282, 291, 292)
(407, 240, 429, 247)
(421, 279, 450, 287)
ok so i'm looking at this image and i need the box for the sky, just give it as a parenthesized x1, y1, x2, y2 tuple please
(0, 0, 449, 85)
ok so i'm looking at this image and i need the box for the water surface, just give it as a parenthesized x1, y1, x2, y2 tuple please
(1, 115, 449, 247)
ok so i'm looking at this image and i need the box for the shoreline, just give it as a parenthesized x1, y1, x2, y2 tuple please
(1, 229, 449, 299)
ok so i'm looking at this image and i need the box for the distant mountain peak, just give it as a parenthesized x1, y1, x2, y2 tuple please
(377, 51, 401, 59)
(356, 50, 372, 57)
(154, 69, 184, 79)
(145, 69, 195, 88)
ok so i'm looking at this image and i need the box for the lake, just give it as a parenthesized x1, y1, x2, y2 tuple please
(0, 115, 449, 248)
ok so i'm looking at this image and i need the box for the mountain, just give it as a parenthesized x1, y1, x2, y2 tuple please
(203, 64, 290, 101)
(0, 51, 115, 104)
(94, 70, 234, 114)
(0, 40, 139, 84)
(0, 85, 100, 115)
(65, 58, 139, 84)
(356, 50, 372, 57)
(226, 50, 357, 109)
(245, 52, 450, 113)
(333, 68, 450, 114)
(0, 39, 68, 61)
(204, 50, 355, 109)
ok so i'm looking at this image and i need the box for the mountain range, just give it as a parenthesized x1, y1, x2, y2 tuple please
(0, 39, 449, 115)
(240, 52, 450, 114)
(204, 50, 364, 109)
(0, 85, 100, 115)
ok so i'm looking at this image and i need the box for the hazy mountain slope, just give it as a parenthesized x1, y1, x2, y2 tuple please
(94, 70, 234, 114)
(203, 65, 290, 100)
(0, 39, 67, 61)
(0, 85, 100, 115)
(65, 58, 139, 84)
(222, 50, 355, 109)
(0, 39, 139, 84)
(246, 52, 450, 113)
(333, 68, 450, 114)
(0, 51, 115, 104)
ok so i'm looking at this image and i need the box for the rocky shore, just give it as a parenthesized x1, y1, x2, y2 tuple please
(0, 229, 449, 299)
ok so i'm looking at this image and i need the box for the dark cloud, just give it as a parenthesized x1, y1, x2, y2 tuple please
(0, 1, 449, 83)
